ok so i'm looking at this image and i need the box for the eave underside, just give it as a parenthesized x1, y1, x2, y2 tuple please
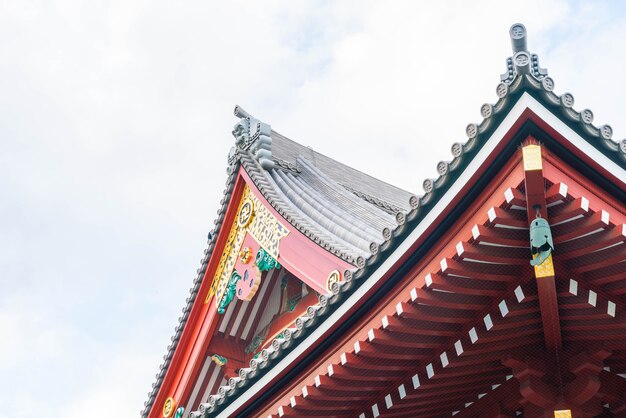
(256, 154, 626, 418)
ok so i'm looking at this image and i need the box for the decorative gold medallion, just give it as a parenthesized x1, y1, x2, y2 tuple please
(237, 199, 254, 228)
(163, 397, 176, 418)
(239, 246, 252, 263)
(554, 410, 572, 418)
(533, 253, 555, 278)
(326, 270, 341, 292)
(522, 144, 543, 171)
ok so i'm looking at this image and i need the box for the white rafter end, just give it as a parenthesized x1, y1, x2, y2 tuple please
(608, 301, 616, 317)
(398, 384, 406, 399)
(469, 327, 478, 343)
(412, 373, 420, 389)
(381, 315, 389, 329)
(425, 273, 433, 287)
(455, 340, 464, 356)
(588, 290, 597, 307)
(569, 279, 578, 296)
(499, 300, 509, 317)
(426, 363, 434, 378)
(385, 394, 393, 409)
(440, 351, 449, 368)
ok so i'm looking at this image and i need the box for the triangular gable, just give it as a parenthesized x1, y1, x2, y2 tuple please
(144, 166, 354, 418)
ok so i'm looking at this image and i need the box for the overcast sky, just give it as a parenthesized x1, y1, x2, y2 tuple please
(1, 1, 625, 417)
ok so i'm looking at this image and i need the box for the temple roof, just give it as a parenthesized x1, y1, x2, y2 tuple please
(235, 126, 418, 265)
(142, 23, 626, 418)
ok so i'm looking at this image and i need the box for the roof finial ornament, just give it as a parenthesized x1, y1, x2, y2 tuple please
(501, 23, 548, 85)
(229, 105, 274, 170)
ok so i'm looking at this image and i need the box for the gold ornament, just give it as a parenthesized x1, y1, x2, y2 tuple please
(522, 144, 543, 171)
(163, 397, 176, 418)
(533, 253, 555, 278)
(326, 270, 341, 292)
(237, 199, 254, 228)
(239, 247, 252, 263)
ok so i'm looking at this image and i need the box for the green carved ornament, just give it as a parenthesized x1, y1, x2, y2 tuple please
(218, 271, 241, 314)
(255, 248, 281, 272)
(210, 354, 228, 366)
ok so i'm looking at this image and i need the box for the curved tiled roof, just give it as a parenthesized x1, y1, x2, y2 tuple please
(270, 130, 418, 213)
(245, 150, 409, 263)
(143, 23, 626, 418)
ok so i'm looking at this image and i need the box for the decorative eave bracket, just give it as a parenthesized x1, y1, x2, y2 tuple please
(229, 105, 274, 171)
(501, 23, 548, 85)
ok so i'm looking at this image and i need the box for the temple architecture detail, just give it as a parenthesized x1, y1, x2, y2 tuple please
(142, 24, 626, 418)
(500, 23, 548, 85)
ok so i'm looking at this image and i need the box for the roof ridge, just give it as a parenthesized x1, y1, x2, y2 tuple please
(340, 183, 405, 215)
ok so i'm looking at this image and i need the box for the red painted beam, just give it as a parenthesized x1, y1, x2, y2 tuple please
(522, 142, 562, 352)
(471, 223, 527, 247)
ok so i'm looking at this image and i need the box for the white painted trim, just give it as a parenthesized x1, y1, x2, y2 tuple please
(216, 92, 625, 417)
(519, 93, 625, 184)
(217, 298, 237, 334)
(229, 299, 251, 337)
(250, 270, 284, 339)
(200, 363, 220, 405)
(240, 268, 278, 340)
(183, 356, 212, 418)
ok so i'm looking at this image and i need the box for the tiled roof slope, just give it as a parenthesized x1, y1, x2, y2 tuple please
(142, 23, 626, 418)
(271, 131, 417, 213)
(224, 101, 421, 266)
(235, 134, 417, 265)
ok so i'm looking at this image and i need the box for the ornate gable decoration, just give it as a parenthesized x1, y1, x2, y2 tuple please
(206, 184, 290, 312)
(500, 23, 548, 85)
(229, 106, 275, 170)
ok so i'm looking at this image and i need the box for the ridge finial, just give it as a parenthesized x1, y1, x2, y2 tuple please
(500, 23, 548, 85)
(230, 106, 274, 170)
(234, 105, 251, 119)
(509, 23, 528, 53)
